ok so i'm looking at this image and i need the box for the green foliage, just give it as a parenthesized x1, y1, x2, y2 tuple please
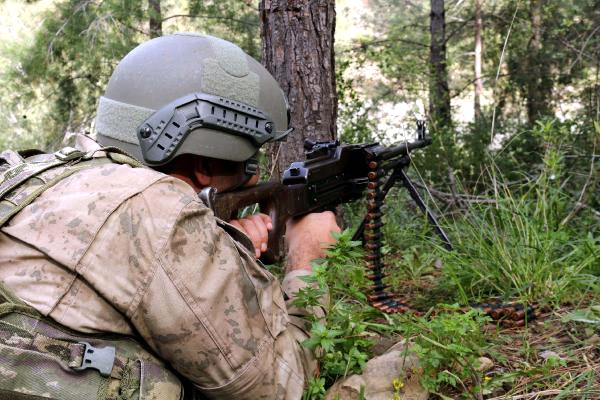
(313, 230, 369, 301)
(4, 0, 147, 149)
(302, 377, 326, 400)
(441, 121, 600, 305)
(394, 306, 491, 395)
(562, 305, 600, 325)
(294, 230, 382, 393)
(186, 0, 259, 58)
(336, 57, 378, 144)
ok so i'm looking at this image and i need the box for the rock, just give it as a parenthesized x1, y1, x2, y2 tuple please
(324, 341, 428, 400)
(370, 334, 402, 357)
(476, 356, 494, 372)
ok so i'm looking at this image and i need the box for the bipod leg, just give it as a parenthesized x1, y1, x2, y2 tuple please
(397, 169, 453, 251)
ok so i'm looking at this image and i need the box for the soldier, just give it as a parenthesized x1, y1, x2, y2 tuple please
(0, 33, 339, 399)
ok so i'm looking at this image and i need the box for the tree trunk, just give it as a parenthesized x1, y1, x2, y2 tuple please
(429, 0, 451, 129)
(474, 0, 483, 120)
(526, 0, 551, 125)
(259, 0, 337, 180)
(149, 0, 162, 38)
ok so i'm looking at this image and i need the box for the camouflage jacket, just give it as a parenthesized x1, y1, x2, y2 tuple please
(0, 136, 321, 399)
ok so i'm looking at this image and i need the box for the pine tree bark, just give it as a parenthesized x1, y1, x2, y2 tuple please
(429, 0, 451, 128)
(259, 0, 337, 180)
(149, 0, 162, 38)
(474, 0, 483, 120)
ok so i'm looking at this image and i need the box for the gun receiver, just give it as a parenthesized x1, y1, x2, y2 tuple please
(203, 124, 448, 256)
(201, 123, 452, 313)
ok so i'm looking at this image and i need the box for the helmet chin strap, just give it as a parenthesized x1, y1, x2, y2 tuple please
(244, 156, 259, 178)
(218, 155, 259, 193)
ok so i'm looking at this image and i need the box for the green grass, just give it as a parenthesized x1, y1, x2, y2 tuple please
(441, 175, 599, 306)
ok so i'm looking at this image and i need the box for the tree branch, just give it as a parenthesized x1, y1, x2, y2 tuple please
(161, 14, 258, 27)
(450, 73, 510, 99)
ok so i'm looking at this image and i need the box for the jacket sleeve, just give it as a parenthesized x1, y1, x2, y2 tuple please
(126, 179, 320, 399)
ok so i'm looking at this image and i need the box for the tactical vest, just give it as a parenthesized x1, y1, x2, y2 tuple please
(0, 147, 191, 400)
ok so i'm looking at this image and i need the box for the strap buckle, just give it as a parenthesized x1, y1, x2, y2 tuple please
(73, 341, 115, 377)
(55, 147, 84, 162)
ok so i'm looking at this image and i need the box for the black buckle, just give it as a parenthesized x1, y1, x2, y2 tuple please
(244, 156, 259, 176)
(73, 341, 115, 377)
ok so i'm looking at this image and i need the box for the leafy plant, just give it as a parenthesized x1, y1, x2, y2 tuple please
(303, 377, 326, 400)
(295, 230, 385, 397)
(394, 306, 491, 396)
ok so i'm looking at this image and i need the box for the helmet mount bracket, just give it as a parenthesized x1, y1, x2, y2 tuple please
(137, 92, 288, 166)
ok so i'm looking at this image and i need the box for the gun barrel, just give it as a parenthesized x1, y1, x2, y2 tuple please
(374, 137, 432, 160)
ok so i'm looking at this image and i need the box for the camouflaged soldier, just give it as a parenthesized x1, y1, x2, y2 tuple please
(0, 33, 339, 399)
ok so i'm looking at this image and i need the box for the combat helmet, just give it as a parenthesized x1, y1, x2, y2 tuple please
(95, 33, 291, 171)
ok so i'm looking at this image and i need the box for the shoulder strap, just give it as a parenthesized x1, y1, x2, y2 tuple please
(0, 146, 144, 229)
(0, 149, 25, 167)
(99, 146, 145, 168)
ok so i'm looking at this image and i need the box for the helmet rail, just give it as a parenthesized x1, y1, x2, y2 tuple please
(137, 92, 291, 166)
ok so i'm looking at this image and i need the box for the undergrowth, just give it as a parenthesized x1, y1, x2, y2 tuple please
(392, 307, 492, 396)
(441, 121, 600, 306)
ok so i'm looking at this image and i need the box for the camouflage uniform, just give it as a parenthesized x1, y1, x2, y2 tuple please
(0, 136, 322, 399)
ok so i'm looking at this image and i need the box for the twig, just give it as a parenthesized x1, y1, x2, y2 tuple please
(48, 0, 96, 58)
(447, 169, 461, 206)
(413, 182, 497, 206)
(450, 73, 510, 99)
(490, 1, 520, 143)
(558, 38, 596, 62)
(268, 143, 282, 181)
(487, 389, 562, 400)
(341, 37, 429, 53)
(575, 201, 600, 218)
(568, 25, 600, 71)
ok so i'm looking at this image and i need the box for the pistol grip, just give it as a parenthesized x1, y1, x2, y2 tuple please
(259, 198, 287, 264)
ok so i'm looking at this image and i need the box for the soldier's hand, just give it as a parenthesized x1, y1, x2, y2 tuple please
(285, 211, 340, 273)
(229, 213, 273, 258)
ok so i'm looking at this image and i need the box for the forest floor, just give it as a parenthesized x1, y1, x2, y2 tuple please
(393, 273, 600, 399)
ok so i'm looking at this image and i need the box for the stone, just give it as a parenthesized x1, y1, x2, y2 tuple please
(476, 356, 493, 372)
(324, 341, 428, 400)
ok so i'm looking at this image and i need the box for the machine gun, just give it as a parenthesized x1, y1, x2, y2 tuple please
(200, 122, 452, 313)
